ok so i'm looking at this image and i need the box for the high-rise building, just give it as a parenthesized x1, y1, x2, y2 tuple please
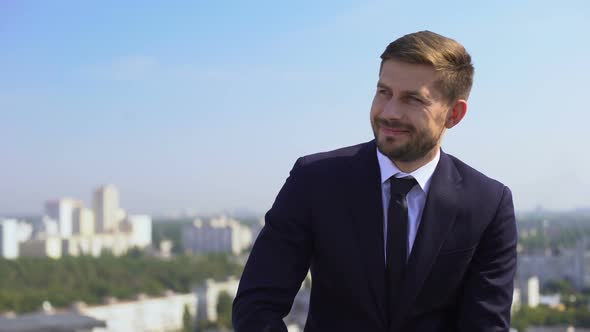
(126, 215, 152, 248)
(528, 276, 540, 308)
(93, 185, 120, 233)
(16, 184, 156, 259)
(0, 219, 19, 259)
(19, 236, 62, 259)
(73, 207, 95, 236)
(115, 208, 127, 228)
(45, 199, 81, 238)
(37, 215, 59, 237)
(182, 216, 253, 255)
(15, 221, 33, 243)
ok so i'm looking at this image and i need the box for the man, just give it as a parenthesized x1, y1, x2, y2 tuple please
(233, 31, 517, 332)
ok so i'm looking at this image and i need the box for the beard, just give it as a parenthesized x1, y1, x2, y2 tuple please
(372, 117, 445, 163)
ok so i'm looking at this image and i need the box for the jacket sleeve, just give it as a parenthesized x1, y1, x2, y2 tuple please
(456, 185, 518, 332)
(232, 158, 313, 332)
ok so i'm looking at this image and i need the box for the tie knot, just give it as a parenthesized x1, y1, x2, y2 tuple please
(390, 176, 417, 196)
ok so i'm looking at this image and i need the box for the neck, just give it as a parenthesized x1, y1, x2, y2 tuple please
(391, 146, 439, 173)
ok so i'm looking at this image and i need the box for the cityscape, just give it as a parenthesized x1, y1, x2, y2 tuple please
(1, 185, 590, 331)
(0, 184, 268, 332)
(3, 1, 590, 332)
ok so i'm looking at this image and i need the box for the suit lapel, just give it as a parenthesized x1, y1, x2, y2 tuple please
(391, 150, 462, 329)
(348, 140, 388, 325)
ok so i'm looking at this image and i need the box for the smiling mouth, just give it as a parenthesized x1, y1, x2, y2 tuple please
(383, 127, 409, 132)
(376, 118, 413, 134)
(379, 125, 411, 136)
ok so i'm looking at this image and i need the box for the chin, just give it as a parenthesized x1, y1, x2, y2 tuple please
(377, 139, 401, 156)
(378, 135, 404, 147)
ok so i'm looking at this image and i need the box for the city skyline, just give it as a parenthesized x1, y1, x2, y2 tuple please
(2, 1, 590, 215)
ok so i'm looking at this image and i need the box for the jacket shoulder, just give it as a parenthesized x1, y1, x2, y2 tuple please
(285, 141, 373, 183)
(302, 142, 367, 163)
(295, 141, 370, 171)
(446, 153, 509, 199)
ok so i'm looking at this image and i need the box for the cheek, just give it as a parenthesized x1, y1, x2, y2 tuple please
(417, 108, 444, 126)
(432, 112, 448, 128)
(432, 106, 450, 123)
(370, 98, 383, 117)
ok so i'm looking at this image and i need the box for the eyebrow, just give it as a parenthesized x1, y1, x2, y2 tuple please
(404, 91, 429, 101)
(376, 82, 391, 90)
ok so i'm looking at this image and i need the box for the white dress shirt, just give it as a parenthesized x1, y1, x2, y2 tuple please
(377, 147, 440, 263)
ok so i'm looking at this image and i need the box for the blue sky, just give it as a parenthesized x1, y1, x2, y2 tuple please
(1, 0, 589, 216)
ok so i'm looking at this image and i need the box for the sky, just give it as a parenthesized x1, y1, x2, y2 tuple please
(1, 0, 589, 216)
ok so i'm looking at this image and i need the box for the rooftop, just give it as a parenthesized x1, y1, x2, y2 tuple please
(0, 312, 106, 332)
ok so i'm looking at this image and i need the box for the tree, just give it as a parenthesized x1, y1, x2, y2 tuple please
(182, 304, 194, 332)
(216, 291, 233, 329)
(0, 255, 243, 314)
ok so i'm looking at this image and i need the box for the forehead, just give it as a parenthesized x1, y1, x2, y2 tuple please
(379, 59, 442, 99)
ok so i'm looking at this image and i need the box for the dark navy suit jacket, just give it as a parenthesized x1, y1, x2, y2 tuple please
(233, 140, 517, 332)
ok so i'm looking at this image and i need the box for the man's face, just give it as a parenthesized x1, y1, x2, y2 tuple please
(370, 59, 450, 163)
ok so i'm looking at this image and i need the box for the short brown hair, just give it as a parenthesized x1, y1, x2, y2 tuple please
(380, 30, 474, 104)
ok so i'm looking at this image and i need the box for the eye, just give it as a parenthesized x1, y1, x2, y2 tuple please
(377, 88, 391, 97)
(406, 95, 423, 104)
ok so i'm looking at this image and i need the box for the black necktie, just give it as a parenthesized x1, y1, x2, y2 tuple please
(386, 176, 417, 325)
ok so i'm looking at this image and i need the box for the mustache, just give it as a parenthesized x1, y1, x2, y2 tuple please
(376, 118, 415, 132)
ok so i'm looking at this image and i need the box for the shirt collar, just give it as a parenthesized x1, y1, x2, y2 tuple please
(376, 147, 440, 193)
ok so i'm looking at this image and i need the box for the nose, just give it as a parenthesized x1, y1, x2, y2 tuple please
(381, 98, 403, 119)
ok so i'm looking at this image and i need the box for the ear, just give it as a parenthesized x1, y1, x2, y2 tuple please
(445, 99, 467, 129)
